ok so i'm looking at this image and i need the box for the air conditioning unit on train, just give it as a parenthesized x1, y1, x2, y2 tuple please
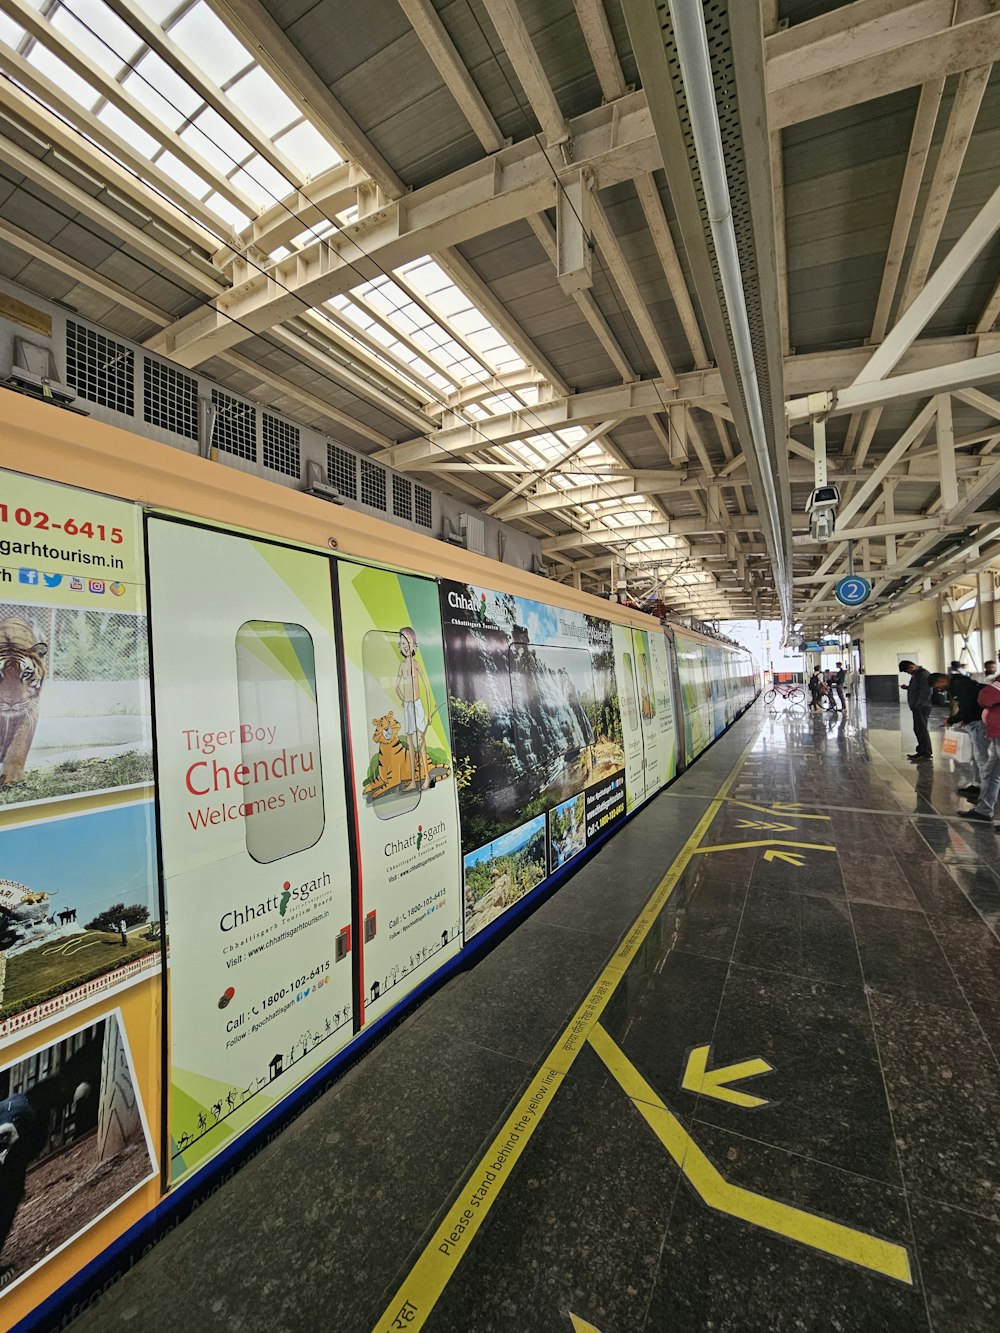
(303, 459, 345, 504)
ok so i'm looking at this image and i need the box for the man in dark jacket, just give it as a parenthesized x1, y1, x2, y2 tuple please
(898, 660, 933, 761)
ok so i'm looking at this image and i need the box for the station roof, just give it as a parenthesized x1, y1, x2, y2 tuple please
(1, 0, 998, 629)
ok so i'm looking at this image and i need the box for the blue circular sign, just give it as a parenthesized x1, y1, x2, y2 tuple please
(834, 575, 872, 607)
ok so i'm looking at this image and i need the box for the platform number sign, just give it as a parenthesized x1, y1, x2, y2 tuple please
(834, 575, 872, 607)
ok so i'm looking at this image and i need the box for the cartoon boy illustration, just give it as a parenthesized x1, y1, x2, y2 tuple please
(396, 627, 431, 791)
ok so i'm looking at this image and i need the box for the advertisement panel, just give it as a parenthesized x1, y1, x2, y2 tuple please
(0, 471, 161, 1325)
(612, 624, 647, 811)
(147, 519, 353, 1183)
(440, 582, 625, 939)
(676, 633, 712, 764)
(645, 630, 678, 790)
(0, 470, 157, 1042)
(336, 562, 461, 1025)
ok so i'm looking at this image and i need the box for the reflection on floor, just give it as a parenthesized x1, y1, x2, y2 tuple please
(69, 698, 1000, 1333)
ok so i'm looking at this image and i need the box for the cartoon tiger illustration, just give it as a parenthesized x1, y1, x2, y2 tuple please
(0, 617, 48, 787)
(363, 712, 420, 799)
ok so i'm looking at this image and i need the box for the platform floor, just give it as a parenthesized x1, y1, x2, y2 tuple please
(69, 699, 1000, 1333)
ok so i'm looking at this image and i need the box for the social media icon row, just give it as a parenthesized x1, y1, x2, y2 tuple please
(17, 569, 126, 596)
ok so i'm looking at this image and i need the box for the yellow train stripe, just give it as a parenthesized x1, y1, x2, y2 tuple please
(588, 1023, 912, 1285)
(370, 730, 762, 1332)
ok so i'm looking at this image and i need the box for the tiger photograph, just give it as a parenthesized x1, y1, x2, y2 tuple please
(0, 602, 153, 808)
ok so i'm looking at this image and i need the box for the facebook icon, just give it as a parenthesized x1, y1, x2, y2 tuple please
(18, 569, 39, 585)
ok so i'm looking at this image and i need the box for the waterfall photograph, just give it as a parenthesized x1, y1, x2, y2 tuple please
(440, 582, 625, 857)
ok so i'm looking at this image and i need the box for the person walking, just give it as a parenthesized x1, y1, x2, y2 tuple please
(959, 676, 1000, 826)
(944, 664, 988, 800)
(833, 661, 847, 711)
(898, 660, 933, 761)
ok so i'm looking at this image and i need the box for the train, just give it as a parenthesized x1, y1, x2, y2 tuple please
(0, 391, 756, 1327)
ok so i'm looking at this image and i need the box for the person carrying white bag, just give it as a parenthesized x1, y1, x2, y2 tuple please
(959, 674, 1000, 827)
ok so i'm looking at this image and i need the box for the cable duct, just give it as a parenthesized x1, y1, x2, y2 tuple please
(621, 0, 794, 629)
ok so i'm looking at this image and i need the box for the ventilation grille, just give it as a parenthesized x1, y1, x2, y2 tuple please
(144, 358, 198, 440)
(263, 414, 300, 477)
(360, 457, 386, 511)
(211, 388, 257, 461)
(461, 512, 486, 555)
(327, 443, 357, 499)
(392, 473, 412, 521)
(415, 484, 433, 529)
(66, 321, 134, 415)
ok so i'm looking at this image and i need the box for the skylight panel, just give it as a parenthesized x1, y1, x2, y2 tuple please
(133, 0, 182, 22)
(26, 44, 100, 112)
(155, 150, 210, 200)
(274, 120, 341, 177)
(168, 2, 251, 87)
(97, 103, 159, 158)
(449, 308, 489, 336)
(269, 245, 291, 261)
(423, 283, 470, 318)
(203, 192, 251, 231)
(50, 1, 142, 75)
(0, 12, 23, 48)
(182, 108, 253, 178)
(125, 50, 201, 129)
(226, 67, 298, 138)
(229, 155, 294, 208)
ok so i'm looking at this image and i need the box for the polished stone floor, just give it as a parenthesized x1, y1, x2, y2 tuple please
(67, 698, 1000, 1333)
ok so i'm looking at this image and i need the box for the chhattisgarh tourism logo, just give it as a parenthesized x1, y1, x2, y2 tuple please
(279, 881, 292, 916)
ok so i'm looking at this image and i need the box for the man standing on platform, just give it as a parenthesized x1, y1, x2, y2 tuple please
(833, 662, 847, 711)
(898, 660, 933, 762)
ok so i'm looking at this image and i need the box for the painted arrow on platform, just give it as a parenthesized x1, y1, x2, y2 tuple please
(735, 818, 796, 832)
(763, 849, 807, 867)
(569, 1316, 604, 1333)
(726, 799, 831, 821)
(693, 840, 836, 856)
(682, 1044, 774, 1108)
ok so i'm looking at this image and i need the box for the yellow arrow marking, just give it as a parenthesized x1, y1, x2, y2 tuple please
(682, 1044, 774, 1108)
(763, 849, 806, 867)
(735, 819, 796, 832)
(589, 1024, 912, 1285)
(726, 799, 831, 821)
(692, 840, 836, 856)
(569, 1317, 604, 1333)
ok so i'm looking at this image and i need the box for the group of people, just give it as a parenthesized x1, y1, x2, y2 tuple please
(807, 662, 852, 712)
(899, 657, 1000, 829)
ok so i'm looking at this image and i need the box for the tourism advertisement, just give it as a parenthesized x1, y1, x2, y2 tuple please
(644, 630, 678, 790)
(0, 470, 157, 1042)
(676, 632, 712, 764)
(440, 582, 626, 938)
(336, 561, 461, 1024)
(0, 1009, 156, 1305)
(147, 519, 353, 1182)
(612, 623, 647, 811)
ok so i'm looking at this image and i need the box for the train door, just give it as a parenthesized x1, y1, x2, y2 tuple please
(335, 561, 462, 1027)
(612, 623, 646, 811)
(146, 518, 354, 1185)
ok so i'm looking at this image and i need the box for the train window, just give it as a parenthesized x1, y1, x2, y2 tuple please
(360, 627, 436, 820)
(235, 621, 325, 862)
(620, 651, 638, 732)
(506, 638, 598, 768)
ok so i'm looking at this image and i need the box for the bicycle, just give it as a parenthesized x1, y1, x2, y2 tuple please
(763, 681, 804, 707)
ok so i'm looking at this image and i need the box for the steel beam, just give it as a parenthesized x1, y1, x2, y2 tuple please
(766, 0, 1000, 129)
(145, 91, 659, 366)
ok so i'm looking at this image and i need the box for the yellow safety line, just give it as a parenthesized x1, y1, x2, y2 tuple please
(692, 840, 837, 854)
(589, 1024, 912, 1286)
(371, 728, 762, 1333)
